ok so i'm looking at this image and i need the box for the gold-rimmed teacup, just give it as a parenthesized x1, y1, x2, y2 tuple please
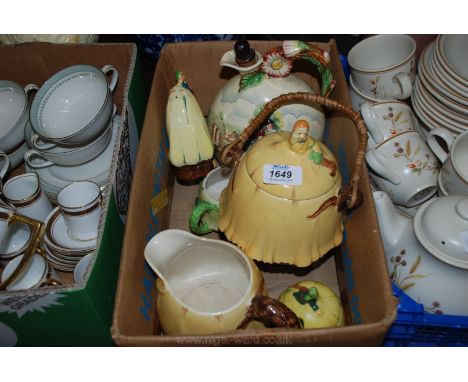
(2, 173, 53, 222)
(57, 181, 102, 241)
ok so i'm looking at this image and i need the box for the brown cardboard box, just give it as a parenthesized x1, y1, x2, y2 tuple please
(111, 40, 398, 346)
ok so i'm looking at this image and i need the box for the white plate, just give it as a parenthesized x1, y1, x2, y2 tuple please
(45, 207, 96, 251)
(413, 81, 466, 132)
(430, 45, 468, 98)
(438, 35, 468, 85)
(25, 114, 121, 201)
(420, 44, 468, 107)
(414, 75, 468, 125)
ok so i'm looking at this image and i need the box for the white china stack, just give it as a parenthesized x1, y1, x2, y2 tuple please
(411, 35, 468, 139)
(25, 64, 119, 202)
(42, 181, 101, 273)
(0, 81, 37, 176)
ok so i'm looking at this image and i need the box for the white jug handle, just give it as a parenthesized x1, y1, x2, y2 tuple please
(0, 152, 10, 179)
(31, 133, 56, 151)
(427, 127, 454, 163)
(360, 102, 384, 144)
(393, 72, 413, 99)
(102, 65, 118, 93)
(24, 149, 54, 169)
(366, 149, 401, 185)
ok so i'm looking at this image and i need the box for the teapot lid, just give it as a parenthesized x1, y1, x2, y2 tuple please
(413, 195, 468, 269)
(245, 120, 340, 201)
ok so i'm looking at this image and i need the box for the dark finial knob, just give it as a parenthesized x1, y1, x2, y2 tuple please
(234, 40, 255, 64)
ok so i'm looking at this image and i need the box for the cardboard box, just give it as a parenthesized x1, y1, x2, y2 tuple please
(111, 40, 398, 346)
(0, 42, 143, 346)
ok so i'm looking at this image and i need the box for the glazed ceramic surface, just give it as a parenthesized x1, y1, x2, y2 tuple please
(279, 281, 344, 329)
(57, 181, 102, 241)
(374, 191, 468, 315)
(1, 253, 47, 292)
(219, 129, 343, 267)
(25, 108, 114, 167)
(207, 40, 331, 150)
(414, 195, 468, 270)
(44, 207, 97, 252)
(0, 223, 31, 266)
(347, 35, 416, 100)
(73, 253, 93, 284)
(0, 81, 37, 152)
(167, 72, 213, 168)
(348, 75, 378, 112)
(7, 141, 28, 170)
(0, 152, 10, 180)
(30, 64, 117, 145)
(25, 113, 119, 201)
(360, 101, 417, 147)
(2, 173, 53, 222)
(436, 35, 468, 87)
(144, 229, 265, 335)
(366, 131, 439, 207)
(427, 127, 468, 196)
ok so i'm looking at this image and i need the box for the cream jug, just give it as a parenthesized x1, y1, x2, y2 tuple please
(144, 229, 300, 335)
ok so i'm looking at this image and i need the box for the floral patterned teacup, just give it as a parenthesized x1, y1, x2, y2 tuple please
(427, 127, 468, 196)
(360, 101, 417, 148)
(348, 35, 416, 100)
(366, 131, 440, 207)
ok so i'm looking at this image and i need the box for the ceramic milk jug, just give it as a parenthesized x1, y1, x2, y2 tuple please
(373, 191, 468, 315)
(144, 229, 301, 335)
(207, 40, 335, 152)
(217, 93, 368, 267)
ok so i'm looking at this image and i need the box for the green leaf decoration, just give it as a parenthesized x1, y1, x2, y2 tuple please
(383, 115, 389, 120)
(309, 150, 323, 164)
(239, 71, 264, 92)
(301, 56, 334, 96)
(394, 111, 403, 122)
(414, 144, 420, 156)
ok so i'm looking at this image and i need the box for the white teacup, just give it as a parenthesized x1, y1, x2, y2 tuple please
(348, 34, 416, 100)
(57, 181, 102, 241)
(366, 131, 439, 207)
(30, 64, 118, 146)
(0, 81, 38, 153)
(24, 111, 114, 168)
(1, 253, 61, 291)
(360, 101, 417, 148)
(427, 127, 468, 196)
(2, 173, 53, 222)
(348, 75, 379, 112)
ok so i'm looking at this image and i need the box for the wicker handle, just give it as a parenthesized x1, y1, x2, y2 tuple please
(219, 92, 368, 210)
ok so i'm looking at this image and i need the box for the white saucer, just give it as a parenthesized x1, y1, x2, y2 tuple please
(45, 207, 96, 251)
(0, 222, 31, 258)
(25, 114, 121, 201)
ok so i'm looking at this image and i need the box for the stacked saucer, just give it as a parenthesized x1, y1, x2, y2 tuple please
(42, 207, 96, 272)
(412, 35, 468, 139)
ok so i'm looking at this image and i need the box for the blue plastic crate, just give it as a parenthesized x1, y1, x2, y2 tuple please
(384, 283, 468, 346)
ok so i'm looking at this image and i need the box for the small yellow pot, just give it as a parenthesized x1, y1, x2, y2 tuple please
(279, 281, 345, 329)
